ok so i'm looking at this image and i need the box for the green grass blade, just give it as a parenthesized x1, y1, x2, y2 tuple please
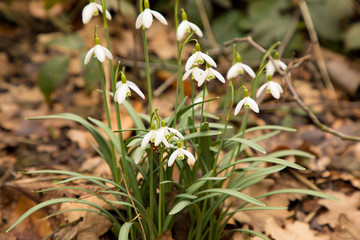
(225, 137, 266, 154)
(119, 222, 135, 240)
(197, 189, 265, 206)
(169, 200, 192, 215)
(256, 189, 339, 201)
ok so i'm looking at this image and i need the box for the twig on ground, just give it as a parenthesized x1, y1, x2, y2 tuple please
(298, 0, 336, 98)
(224, 36, 360, 142)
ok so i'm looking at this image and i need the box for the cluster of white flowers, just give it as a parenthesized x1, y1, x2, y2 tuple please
(141, 120, 195, 166)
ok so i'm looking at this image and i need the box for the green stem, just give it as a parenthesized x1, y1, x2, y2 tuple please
(142, 29, 153, 114)
(158, 150, 165, 235)
(149, 151, 155, 232)
(200, 81, 206, 124)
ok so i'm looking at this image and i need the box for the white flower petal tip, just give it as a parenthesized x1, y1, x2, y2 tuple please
(198, 68, 225, 86)
(176, 20, 203, 41)
(168, 148, 195, 166)
(82, 3, 111, 24)
(135, 8, 167, 29)
(185, 52, 216, 71)
(265, 59, 287, 76)
(114, 80, 145, 104)
(84, 44, 113, 64)
(256, 81, 283, 99)
(234, 97, 259, 115)
(227, 62, 255, 79)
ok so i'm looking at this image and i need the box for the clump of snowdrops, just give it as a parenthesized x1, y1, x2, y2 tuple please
(6, 0, 336, 239)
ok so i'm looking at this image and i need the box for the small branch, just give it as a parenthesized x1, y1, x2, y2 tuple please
(298, 0, 336, 98)
(224, 36, 360, 142)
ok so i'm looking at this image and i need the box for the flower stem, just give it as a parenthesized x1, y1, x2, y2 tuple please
(158, 150, 165, 235)
(142, 29, 153, 114)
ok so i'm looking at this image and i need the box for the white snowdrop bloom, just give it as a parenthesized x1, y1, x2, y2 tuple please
(155, 121, 184, 147)
(177, 9, 203, 41)
(185, 43, 217, 71)
(114, 75, 145, 104)
(82, 2, 112, 24)
(182, 67, 204, 83)
(234, 89, 259, 115)
(227, 53, 255, 79)
(141, 124, 157, 149)
(168, 142, 195, 166)
(265, 53, 287, 76)
(256, 76, 283, 99)
(84, 38, 113, 64)
(197, 64, 225, 87)
(135, 0, 167, 29)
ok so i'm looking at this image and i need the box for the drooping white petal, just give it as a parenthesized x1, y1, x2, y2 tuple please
(246, 97, 259, 113)
(266, 62, 275, 76)
(115, 84, 128, 104)
(168, 128, 184, 139)
(82, 4, 95, 24)
(168, 150, 178, 166)
(188, 22, 203, 37)
(142, 9, 153, 28)
(200, 53, 217, 67)
(278, 60, 287, 71)
(102, 47, 113, 60)
(227, 64, 240, 79)
(141, 131, 153, 149)
(213, 69, 225, 83)
(197, 71, 207, 87)
(274, 81, 284, 93)
(182, 69, 193, 80)
(150, 10, 168, 25)
(234, 99, 245, 115)
(268, 82, 280, 99)
(155, 128, 166, 146)
(256, 82, 268, 98)
(94, 45, 105, 62)
(135, 11, 145, 29)
(241, 63, 256, 78)
(84, 47, 95, 64)
(177, 21, 189, 41)
(192, 68, 204, 82)
(185, 53, 198, 71)
(127, 81, 145, 99)
(183, 149, 195, 162)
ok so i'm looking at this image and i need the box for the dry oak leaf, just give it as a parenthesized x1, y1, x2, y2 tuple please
(264, 217, 329, 240)
(317, 190, 360, 229)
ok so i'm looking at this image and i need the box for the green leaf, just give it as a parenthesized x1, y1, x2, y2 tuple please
(345, 22, 360, 51)
(257, 189, 339, 201)
(197, 188, 265, 206)
(47, 34, 84, 50)
(133, 147, 145, 164)
(169, 200, 192, 215)
(38, 55, 69, 102)
(183, 130, 221, 140)
(225, 137, 266, 154)
(267, 150, 314, 159)
(119, 222, 135, 240)
(175, 193, 198, 200)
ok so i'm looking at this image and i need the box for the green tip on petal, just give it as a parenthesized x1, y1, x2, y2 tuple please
(195, 43, 201, 52)
(244, 88, 249, 97)
(236, 53, 242, 63)
(181, 9, 187, 20)
(121, 74, 127, 84)
(206, 62, 211, 68)
(144, 0, 150, 9)
(177, 141, 182, 148)
(267, 74, 272, 81)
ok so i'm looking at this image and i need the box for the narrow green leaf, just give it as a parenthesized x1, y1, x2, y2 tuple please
(197, 189, 265, 206)
(225, 137, 266, 154)
(174, 193, 198, 200)
(267, 150, 314, 159)
(256, 189, 339, 201)
(169, 200, 192, 215)
(184, 130, 221, 140)
(119, 222, 135, 240)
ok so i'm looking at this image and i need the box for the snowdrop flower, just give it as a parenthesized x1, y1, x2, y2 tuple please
(84, 35, 113, 64)
(265, 52, 287, 77)
(135, 0, 168, 29)
(114, 74, 145, 104)
(168, 142, 195, 166)
(177, 9, 203, 41)
(82, 1, 112, 24)
(182, 66, 204, 83)
(256, 75, 283, 99)
(155, 121, 184, 147)
(227, 53, 256, 79)
(197, 63, 225, 87)
(141, 124, 157, 149)
(234, 88, 259, 115)
(185, 43, 217, 71)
